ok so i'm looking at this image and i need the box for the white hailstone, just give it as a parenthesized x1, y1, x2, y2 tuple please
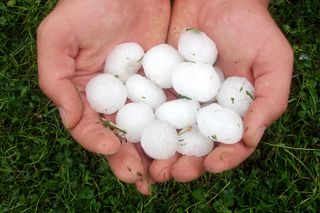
(171, 62, 221, 102)
(116, 103, 155, 143)
(85, 73, 127, 114)
(216, 76, 255, 117)
(141, 120, 178, 160)
(177, 125, 214, 157)
(142, 44, 183, 88)
(104, 42, 145, 82)
(155, 99, 200, 129)
(125, 74, 166, 109)
(202, 66, 225, 103)
(178, 28, 218, 65)
(214, 66, 225, 84)
(197, 103, 243, 144)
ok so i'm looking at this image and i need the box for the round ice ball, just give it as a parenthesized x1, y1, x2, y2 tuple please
(172, 62, 221, 102)
(202, 66, 225, 103)
(197, 103, 243, 144)
(104, 42, 145, 82)
(116, 103, 155, 143)
(177, 125, 214, 157)
(85, 73, 127, 114)
(155, 99, 200, 129)
(142, 44, 183, 88)
(178, 28, 218, 65)
(125, 74, 166, 110)
(214, 66, 225, 84)
(141, 120, 178, 160)
(217, 76, 255, 117)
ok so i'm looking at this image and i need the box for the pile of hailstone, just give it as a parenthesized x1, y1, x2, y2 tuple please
(85, 28, 255, 160)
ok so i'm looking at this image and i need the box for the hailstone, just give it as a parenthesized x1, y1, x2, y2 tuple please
(141, 120, 178, 160)
(177, 125, 214, 157)
(197, 103, 243, 144)
(104, 42, 145, 82)
(202, 66, 225, 103)
(171, 62, 221, 102)
(142, 44, 183, 88)
(125, 74, 166, 110)
(217, 76, 255, 117)
(178, 28, 218, 65)
(85, 73, 127, 114)
(116, 103, 155, 143)
(214, 66, 225, 84)
(155, 99, 200, 129)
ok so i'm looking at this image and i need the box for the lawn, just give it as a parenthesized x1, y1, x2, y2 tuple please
(0, 0, 319, 212)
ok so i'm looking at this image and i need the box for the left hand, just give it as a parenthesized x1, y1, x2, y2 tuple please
(37, 0, 171, 194)
(149, 0, 293, 182)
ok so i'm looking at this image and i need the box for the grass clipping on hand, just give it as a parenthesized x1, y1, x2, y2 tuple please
(99, 115, 127, 142)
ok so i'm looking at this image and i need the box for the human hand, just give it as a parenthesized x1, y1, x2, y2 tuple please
(37, 0, 170, 194)
(149, 0, 293, 182)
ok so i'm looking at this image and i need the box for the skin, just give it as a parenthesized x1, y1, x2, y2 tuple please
(38, 0, 293, 194)
(148, 0, 293, 182)
(37, 0, 170, 194)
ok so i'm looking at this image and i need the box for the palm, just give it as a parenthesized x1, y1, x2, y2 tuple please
(198, 1, 272, 79)
(170, 0, 280, 79)
(37, 0, 170, 194)
(58, 0, 169, 136)
(69, 0, 170, 79)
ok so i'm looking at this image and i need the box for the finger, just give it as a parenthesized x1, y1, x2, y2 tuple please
(68, 94, 121, 154)
(204, 142, 255, 173)
(243, 29, 293, 147)
(171, 156, 205, 182)
(149, 153, 180, 183)
(37, 14, 81, 129)
(105, 143, 145, 184)
(134, 143, 153, 176)
(135, 179, 152, 196)
(134, 144, 154, 195)
(167, 0, 199, 46)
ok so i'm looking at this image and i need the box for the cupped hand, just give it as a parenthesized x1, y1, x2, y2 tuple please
(149, 0, 293, 182)
(37, 0, 170, 194)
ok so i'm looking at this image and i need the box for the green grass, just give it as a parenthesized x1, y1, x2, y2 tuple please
(1, 0, 319, 212)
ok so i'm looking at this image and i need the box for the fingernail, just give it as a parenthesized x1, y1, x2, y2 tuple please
(254, 126, 266, 145)
(58, 107, 70, 128)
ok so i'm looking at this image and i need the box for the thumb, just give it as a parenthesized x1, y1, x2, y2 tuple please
(243, 29, 293, 147)
(37, 13, 82, 129)
(167, 0, 199, 47)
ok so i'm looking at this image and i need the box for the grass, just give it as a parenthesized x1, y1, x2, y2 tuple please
(0, 0, 319, 212)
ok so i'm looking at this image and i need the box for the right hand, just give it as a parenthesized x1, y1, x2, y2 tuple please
(148, 0, 293, 183)
(37, 0, 171, 194)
